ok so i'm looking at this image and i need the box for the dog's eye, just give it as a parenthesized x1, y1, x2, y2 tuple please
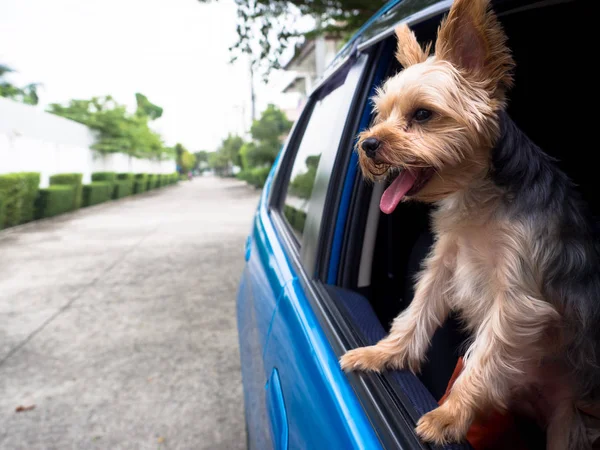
(413, 109, 433, 123)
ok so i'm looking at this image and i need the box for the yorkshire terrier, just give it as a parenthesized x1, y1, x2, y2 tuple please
(339, 0, 600, 448)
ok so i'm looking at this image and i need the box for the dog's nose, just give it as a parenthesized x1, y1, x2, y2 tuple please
(362, 137, 380, 158)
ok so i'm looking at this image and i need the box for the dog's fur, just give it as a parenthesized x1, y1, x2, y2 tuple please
(339, 0, 600, 448)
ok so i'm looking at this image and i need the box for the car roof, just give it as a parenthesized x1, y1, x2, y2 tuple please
(312, 0, 543, 95)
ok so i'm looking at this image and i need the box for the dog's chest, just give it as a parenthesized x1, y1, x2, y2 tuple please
(434, 207, 504, 328)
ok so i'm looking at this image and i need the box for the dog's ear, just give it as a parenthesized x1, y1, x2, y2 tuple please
(435, 0, 513, 90)
(395, 24, 430, 67)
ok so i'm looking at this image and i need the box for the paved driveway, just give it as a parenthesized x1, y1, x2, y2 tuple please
(0, 176, 260, 450)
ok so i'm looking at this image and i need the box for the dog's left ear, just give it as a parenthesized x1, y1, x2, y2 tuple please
(436, 0, 513, 91)
(395, 24, 430, 68)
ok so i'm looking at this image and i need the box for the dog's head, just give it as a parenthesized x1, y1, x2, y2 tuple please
(358, 0, 514, 211)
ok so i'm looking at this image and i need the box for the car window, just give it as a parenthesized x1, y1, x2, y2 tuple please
(282, 61, 366, 243)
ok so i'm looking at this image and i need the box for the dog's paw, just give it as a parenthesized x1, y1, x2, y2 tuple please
(339, 346, 389, 373)
(415, 403, 472, 445)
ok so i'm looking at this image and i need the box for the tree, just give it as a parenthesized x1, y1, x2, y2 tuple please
(0, 64, 40, 105)
(198, 0, 386, 74)
(289, 154, 321, 199)
(180, 150, 196, 173)
(193, 151, 209, 171)
(243, 104, 292, 168)
(208, 151, 231, 176)
(220, 134, 245, 168)
(135, 93, 163, 120)
(48, 94, 167, 159)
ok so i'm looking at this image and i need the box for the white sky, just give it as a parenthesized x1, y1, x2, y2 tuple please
(0, 0, 300, 151)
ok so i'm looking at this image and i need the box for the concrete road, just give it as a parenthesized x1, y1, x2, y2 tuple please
(0, 176, 260, 450)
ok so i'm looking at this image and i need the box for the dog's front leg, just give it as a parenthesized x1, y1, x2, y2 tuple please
(415, 285, 559, 445)
(340, 236, 454, 373)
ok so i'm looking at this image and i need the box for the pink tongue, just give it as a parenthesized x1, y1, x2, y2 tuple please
(380, 171, 417, 214)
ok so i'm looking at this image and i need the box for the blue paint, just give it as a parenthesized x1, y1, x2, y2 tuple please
(263, 279, 383, 449)
(265, 368, 289, 450)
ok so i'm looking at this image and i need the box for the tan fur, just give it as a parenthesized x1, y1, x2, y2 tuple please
(395, 24, 431, 68)
(340, 0, 587, 447)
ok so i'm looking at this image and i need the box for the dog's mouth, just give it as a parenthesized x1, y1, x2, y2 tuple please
(380, 167, 435, 214)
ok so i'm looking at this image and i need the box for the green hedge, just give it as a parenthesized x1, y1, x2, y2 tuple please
(113, 180, 132, 199)
(83, 182, 113, 207)
(134, 173, 147, 194)
(49, 173, 83, 209)
(35, 185, 76, 219)
(154, 174, 161, 189)
(146, 174, 155, 190)
(20, 172, 41, 224)
(91, 172, 117, 187)
(238, 167, 271, 189)
(0, 174, 27, 228)
(0, 195, 5, 229)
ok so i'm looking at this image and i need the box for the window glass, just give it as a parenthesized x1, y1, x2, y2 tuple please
(282, 76, 359, 241)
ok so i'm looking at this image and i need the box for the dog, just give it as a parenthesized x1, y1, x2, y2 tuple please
(339, 0, 600, 448)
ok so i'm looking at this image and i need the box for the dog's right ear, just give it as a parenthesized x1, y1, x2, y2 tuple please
(395, 24, 430, 68)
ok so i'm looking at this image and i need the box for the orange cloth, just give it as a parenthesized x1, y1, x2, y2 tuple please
(439, 357, 529, 450)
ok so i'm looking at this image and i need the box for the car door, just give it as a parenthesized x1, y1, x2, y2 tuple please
(262, 53, 386, 449)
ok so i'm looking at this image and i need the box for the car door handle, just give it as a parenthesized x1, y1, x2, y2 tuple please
(265, 368, 288, 450)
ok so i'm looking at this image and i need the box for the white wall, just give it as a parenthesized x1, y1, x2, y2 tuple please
(0, 97, 175, 187)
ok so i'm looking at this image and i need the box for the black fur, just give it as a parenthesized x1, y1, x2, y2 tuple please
(491, 111, 600, 401)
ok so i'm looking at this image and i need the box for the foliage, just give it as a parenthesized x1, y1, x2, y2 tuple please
(92, 172, 117, 186)
(220, 135, 245, 168)
(47, 95, 166, 159)
(244, 104, 292, 169)
(237, 166, 271, 188)
(82, 182, 113, 207)
(0, 64, 40, 105)
(0, 195, 4, 230)
(181, 151, 196, 174)
(289, 154, 320, 199)
(0, 174, 27, 228)
(197, 0, 385, 75)
(20, 172, 41, 224)
(283, 204, 307, 235)
(146, 174, 155, 191)
(113, 180, 132, 199)
(193, 151, 209, 172)
(134, 174, 148, 194)
(49, 173, 83, 209)
(35, 185, 76, 219)
(135, 93, 163, 120)
(208, 151, 232, 176)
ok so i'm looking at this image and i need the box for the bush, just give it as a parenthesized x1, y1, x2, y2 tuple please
(49, 173, 83, 209)
(35, 185, 76, 219)
(82, 182, 113, 207)
(19, 172, 41, 224)
(113, 180, 132, 199)
(0, 174, 27, 228)
(134, 173, 147, 194)
(171, 173, 179, 184)
(91, 172, 117, 184)
(0, 195, 5, 229)
(239, 166, 271, 189)
(154, 174, 162, 188)
(146, 174, 155, 190)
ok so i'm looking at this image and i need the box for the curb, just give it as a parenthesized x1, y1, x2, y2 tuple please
(0, 183, 182, 238)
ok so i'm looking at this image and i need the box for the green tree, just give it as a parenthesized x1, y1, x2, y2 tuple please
(208, 151, 231, 176)
(198, 0, 387, 74)
(289, 154, 321, 199)
(135, 93, 163, 120)
(0, 64, 40, 105)
(48, 95, 167, 159)
(220, 134, 245, 168)
(194, 151, 209, 171)
(244, 104, 292, 168)
(180, 150, 196, 173)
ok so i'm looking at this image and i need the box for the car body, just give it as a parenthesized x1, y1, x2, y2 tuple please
(236, 0, 590, 448)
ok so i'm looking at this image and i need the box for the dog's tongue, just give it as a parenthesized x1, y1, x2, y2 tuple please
(380, 171, 417, 214)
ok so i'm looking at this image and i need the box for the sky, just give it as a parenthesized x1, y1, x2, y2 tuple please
(0, 0, 300, 151)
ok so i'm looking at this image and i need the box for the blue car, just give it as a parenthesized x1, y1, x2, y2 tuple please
(237, 0, 589, 448)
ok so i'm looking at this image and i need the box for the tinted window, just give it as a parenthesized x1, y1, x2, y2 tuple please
(282, 73, 362, 241)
